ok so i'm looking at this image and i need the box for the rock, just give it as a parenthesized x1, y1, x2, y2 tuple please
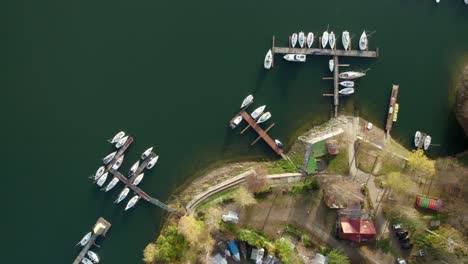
(455, 64, 468, 136)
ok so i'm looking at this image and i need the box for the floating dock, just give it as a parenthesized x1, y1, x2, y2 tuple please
(385, 85, 399, 137)
(73, 217, 111, 264)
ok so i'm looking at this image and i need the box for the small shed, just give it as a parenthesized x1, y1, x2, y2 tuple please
(416, 196, 442, 211)
(338, 218, 376, 243)
(221, 211, 239, 224)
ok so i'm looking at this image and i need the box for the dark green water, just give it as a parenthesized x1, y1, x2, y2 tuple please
(3, 0, 467, 263)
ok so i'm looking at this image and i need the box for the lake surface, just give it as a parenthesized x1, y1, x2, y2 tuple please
(3, 0, 468, 263)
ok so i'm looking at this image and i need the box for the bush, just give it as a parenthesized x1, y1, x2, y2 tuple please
(153, 225, 188, 263)
(274, 238, 297, 264)
(327, 248, 350, 264)
(289, 178, 320, 194)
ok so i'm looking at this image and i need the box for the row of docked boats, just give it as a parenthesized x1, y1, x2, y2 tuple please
(414, 131, 431, 151)
(288, 30, 369, 51)
(76, 232, 100, 263)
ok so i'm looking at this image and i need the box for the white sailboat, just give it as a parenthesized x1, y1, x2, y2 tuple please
(96, 172, 108, 187)
(306, 32, 314, 48)
(251, 105, 266, 119)
(76, 232, 92, 246)
(342, 31, 350, 50)
(298, 31, 305, 48)
(414, 131, 422, 148)
(132, 173, 145, 186)
(112, 155, 124, 170)
(321, 31, 329, 48)
(115, 187, 130, 204)
(110, 131, 125, 144)
(423, 135, 431, 151)
(93, 171, 108, 182)
(283, 54, 306, 62)
(339, 88, 355, 95)
(231, 115, 243, 128)
(87, 251, 100, 263)
(103, 177, 119, 192)
(141, 147, 153, 160)
(146, 156, 159, 169)
(102, 151, 116, 165)
(94, 166, 105, 180)
(241, 94, 254, 108)
(257, 112, 271, 124)
(115, 136, 128, 148)
(359, 31, 368, 51)
(339, 81, 355, 87)
(264, 49, 273, 69)
(329, 59, 334, 72)
(129, 161, 140, 176)
(81, 258, 93, 264)
(291, 33, 298, 48)
(329, 31, 336, 49)
(339, 71, 366, 80)
(125, 195, 140, 211)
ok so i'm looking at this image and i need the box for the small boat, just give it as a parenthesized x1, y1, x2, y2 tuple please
(129, 161, 140, 175)
(264, 49, 273, 69)
(241, 94, 254, 108)
(102, 151, 116, 165)
(339, 81, 355, 87)
(93, 171, 108, 182)
(141, 147, 153, 160)
(329, 31, 336, 49)
(251, 105, 266, 119)
(423, 135, 431, 151)
(132, 173, 144, 186)
(329, 59, 334, 72)
(291, 33, 298, 48)
(125, 195, 140, 211)
(76, 232, 92, 246)
(359, 31, 368, 51)
(257, 112, 271, 124)
(339, 88, 355, 95)
(339, 71, 366, 80)
(146, 156, 159, 169)
(275, 139, 283, 148)
(81, 258, 93, 264)
(115, 136, 129, 148)
(342, 31, 350, 50)
(283, 54, 306, 62)
(228, 240, 241, 262)
(104, 177, 119, 192)
(112, 155, 124, 170)
(306, 32, 314, 48)
(231, 115, 243, 129)
(94, 166, 105, 180)
(298, 31, 305, 48)
(96, 172, 108, 187)
(321, 31, 329, 48)
(414, 131, 422, 148)
(110, 131, 125, 143)
(87, 251, 100, 263)
(115, 187, 130, 204)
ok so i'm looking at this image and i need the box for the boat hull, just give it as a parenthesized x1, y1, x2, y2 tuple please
(264, 50, 273, 69)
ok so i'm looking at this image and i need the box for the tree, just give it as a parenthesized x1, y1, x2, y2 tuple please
(233, 186, 257, 207)
(327, 248, 350, 264)
(246, 168, 267, 193)
(177, 215, 215, 257)
(383, 172, 411, 194)
(153, 225, 188, 263)
(204, 206, 222, 233)
(407, 150, 436, 178)
(274, 238, 298, 264)
(143, 243, 157, 263)
(415, 225, 468, 257)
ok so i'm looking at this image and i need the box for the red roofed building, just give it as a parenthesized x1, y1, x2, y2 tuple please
(338, 217, 376, 243)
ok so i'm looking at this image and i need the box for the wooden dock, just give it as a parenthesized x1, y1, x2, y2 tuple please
(385, 85, 399, 137)
(73, 217, 111, 264)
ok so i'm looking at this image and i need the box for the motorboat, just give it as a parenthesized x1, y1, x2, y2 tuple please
(241, 94, 254, 108)
(146, 156, 159, 169)
(129, 161, 140, 175)
(339, 88, 355, 95)
(275, 139, 283, 148)
(414, 131, 422, 148)
(81, 258, 93, 264)
(321, 31, 329, 48)
(359, 31, 368, 51)
(329, 59, 334, 72)
(125, 195, 140, 211)
(306, 32, 314, 48)
(298, 31, 305, 48)
(257, 112, 271, 124)
(115, 136, 129, 148)
(93, 166, 105, 180)
(228, 240, 241, 262)
(339, 81, 355, 87)
(103, 177, 119, 192)
(251, 105, 266, 119)
(102, 151, 116, 165)
(141, 147, 153, 160)
(231, 115, 243, 129)
(132, 173, 144, 186)
(96, 172, 108, 187)
(110, 131, 125, 144)
(115, 187, 130, 204)
(283, 54, 306, 62)
(291, 33, 298, 48)
(264, 49, 273, 69)
(329, 31, 336, 49)
(112, 155, 124, 170)
(87, 251, 100, 263)
(342, 31, 350, 50)
(423, 135, 431, 151)
(339, 71, 366, 79)
(76, 232, 92, 246)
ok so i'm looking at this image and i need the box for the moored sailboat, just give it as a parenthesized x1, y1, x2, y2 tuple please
(329, 31, 336, 49)
(321, 31, 329, 48)
(96, 172, 108, 187)
(132, 173, 144, 186)
(298, 31, 305, 48)
(329, 59, 334, 72)
(146, 156, 159, 169)
(241, 94, 254, 108)
(359, 31, 368, 51)
(87, 251, 100, 263)
(251, 105, 266, 119)
(423, 135, 431, 151)
(102, 152, 116, 165)
(115, 136, 129, 148)
(115, 187, 130, 204)
(291, 33, 298, 48)
(342, 31, 350, 50)
(112, 155, 124, 170)
(339, 81, 355, 87)
(110, 131, 125, 144)
(257, 112, 271, 124)
(264, 49, 273, 69)
(76, 232, 92, 247)
(141, 147, 153, 160)
(339, 88, 355, 95)
(339, 71, 366, 80)
(125, 195, 140, 211)
(129, 161, 140, 176)
(307, 32, 314, 48)
(103, 177, 119, 192)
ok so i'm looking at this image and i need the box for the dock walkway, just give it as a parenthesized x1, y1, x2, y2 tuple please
(73, 217, 111, 264)
(385, 85, 399, 137)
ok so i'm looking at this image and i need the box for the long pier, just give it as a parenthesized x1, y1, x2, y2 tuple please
(73, 217, 111, 264)
(385, 85, 399, 137)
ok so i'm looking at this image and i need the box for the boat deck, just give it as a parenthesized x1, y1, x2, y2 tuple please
(385, 85, 399, 137)
(73, 217, 111, 264)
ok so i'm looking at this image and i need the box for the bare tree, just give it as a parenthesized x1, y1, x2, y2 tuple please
(246, 168, 267, 193)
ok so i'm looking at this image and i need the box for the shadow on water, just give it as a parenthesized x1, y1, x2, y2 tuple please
(254, 65, 268, 95)
(221, 126, 237, 153)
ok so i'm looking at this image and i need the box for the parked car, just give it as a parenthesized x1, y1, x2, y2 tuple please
(396, 230, 408, 239)
(401, 243, 413, 250)
(396, 258, 407, 264)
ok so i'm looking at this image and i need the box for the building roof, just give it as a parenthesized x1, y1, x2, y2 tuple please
(340, 218, 376, 235)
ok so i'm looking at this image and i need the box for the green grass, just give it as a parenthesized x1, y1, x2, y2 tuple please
(267, 151, 303, 174)
(289, 178, 320, 194)
(377, 156, 405, 175)
(375, 238, 398, 256)
(325, 149, 349, 175)
(194, 187, 238, 212)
